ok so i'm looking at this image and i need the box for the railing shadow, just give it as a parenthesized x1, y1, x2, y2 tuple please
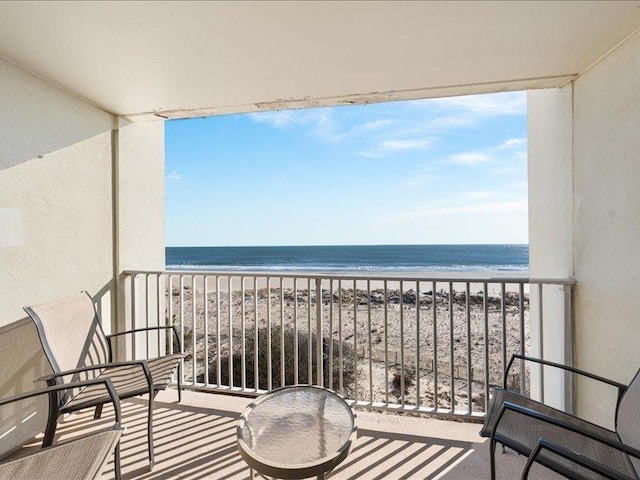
(21, 391, 497, 479)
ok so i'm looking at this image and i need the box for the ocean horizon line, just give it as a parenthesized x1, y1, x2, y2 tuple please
(165, 264, 529, 272)
(166, 244, 529, 273)
(166, 242, 528, 248)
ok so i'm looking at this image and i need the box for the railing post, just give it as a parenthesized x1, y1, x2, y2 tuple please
(130, 273, 137, 360)
(116, 272, 128, 361)
(564, 284, 575, 414)
(316, 278, 323, 386)
(538, 283, 545, 404)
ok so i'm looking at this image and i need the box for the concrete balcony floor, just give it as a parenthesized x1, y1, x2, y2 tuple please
(13, 389, 563, 479)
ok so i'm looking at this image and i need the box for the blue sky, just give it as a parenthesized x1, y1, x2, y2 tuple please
(165, 91, 528, 247)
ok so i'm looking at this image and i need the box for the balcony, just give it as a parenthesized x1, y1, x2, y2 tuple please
(2, 270, 573, 479)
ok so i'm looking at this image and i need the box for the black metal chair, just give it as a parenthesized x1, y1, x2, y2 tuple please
(481, 354, 640, 480)
(24, 292, 184, 469)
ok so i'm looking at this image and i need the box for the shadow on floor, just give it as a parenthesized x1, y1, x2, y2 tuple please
(9, 390, 562, 479)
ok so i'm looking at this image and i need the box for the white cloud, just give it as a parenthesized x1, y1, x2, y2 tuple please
(381, 139, 432, 151)
(498, 138, 527, 149)
(310, 110, 339, 141)
(356, 119, 397, 132)
(429, 91, 526, 116)
(400, 93, 526, 143)
(315, 115, 404, 143)
(167, 170, 182, 180)
(248, 93, 526, 158)
(249, 108, 396, 145)
(249, 109, 339, 141)
(444, 135, 527, 169)
(358, 150, 383, 159)
(359, 137, 433, 158)
(449, 152, 490, 165)
(422, 113, 476, 130)
(249, 110, 300, 128)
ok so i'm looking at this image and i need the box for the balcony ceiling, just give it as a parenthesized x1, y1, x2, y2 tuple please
(0, 1, 639, 120)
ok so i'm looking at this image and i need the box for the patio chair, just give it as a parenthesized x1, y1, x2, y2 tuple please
(24, 291, 184, 469)
(480, 353, 640, 480)
(0, 378, 123, 480)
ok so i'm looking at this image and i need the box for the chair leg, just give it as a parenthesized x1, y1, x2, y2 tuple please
(178, 362, 183, 403)
(43, 391, 59, 448)
(114, 442, 122, 480)
(43, 416, 58, 447)
(521, 444, 542, 480)
(94, 403, 104, 419)
(147, 392, 154, 469)
(490, 437, 497, 480)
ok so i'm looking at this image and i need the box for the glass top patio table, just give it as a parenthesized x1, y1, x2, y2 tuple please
(237, 385, 357, 479)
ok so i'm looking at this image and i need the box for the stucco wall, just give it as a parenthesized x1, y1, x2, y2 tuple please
(0, 57, 114, 170)
(0, 132, 115, 319)
(118, 122, 165, 272)
(0, 58, 114, 455)
(572, 31, 640, 426)
(0, 60, 115, 329)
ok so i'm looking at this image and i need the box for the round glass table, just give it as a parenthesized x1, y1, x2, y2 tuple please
(237, 385, 357, 479)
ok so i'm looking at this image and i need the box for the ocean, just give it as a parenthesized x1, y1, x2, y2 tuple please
(166, 244, 528, 273)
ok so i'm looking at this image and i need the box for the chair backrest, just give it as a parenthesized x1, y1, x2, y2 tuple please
(616, 368, 640, 475)
(24, 292, 110, 376)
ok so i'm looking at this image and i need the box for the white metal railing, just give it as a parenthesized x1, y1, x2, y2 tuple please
(121, 270, 575, 419)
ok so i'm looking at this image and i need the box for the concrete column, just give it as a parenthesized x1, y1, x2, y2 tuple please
(527, 86, 574, 410)
(114, 121, 166, 359)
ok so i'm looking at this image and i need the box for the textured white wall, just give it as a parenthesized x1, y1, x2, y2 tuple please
(0, 61, 114, 328)
(0, 58, 114, 455)
(0, 57, 114, 170)
(572, 31, 640, 426)
(527, 86, 574, 411)
(528, 87, 574, 279)
(0, 135, 114, 320)
(118, 122, 165, 272)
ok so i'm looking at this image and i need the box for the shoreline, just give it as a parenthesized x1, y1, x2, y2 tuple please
(166, 266, 529, 277)
(164, 269, 531, 295)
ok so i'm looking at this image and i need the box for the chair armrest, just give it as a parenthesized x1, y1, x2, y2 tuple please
(106, 325, 183, 357)
(522, 438, 637, 480)
(492, 401, 640, 460)
(34, 359, 151, 384)
(504, 354, 626, 395)
(0, 378, 122, 427)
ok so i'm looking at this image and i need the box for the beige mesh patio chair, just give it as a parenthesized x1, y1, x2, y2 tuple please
(481, 353, 640, 480)
(24, 292, 184, 469)
(0, 378, 123, 480)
